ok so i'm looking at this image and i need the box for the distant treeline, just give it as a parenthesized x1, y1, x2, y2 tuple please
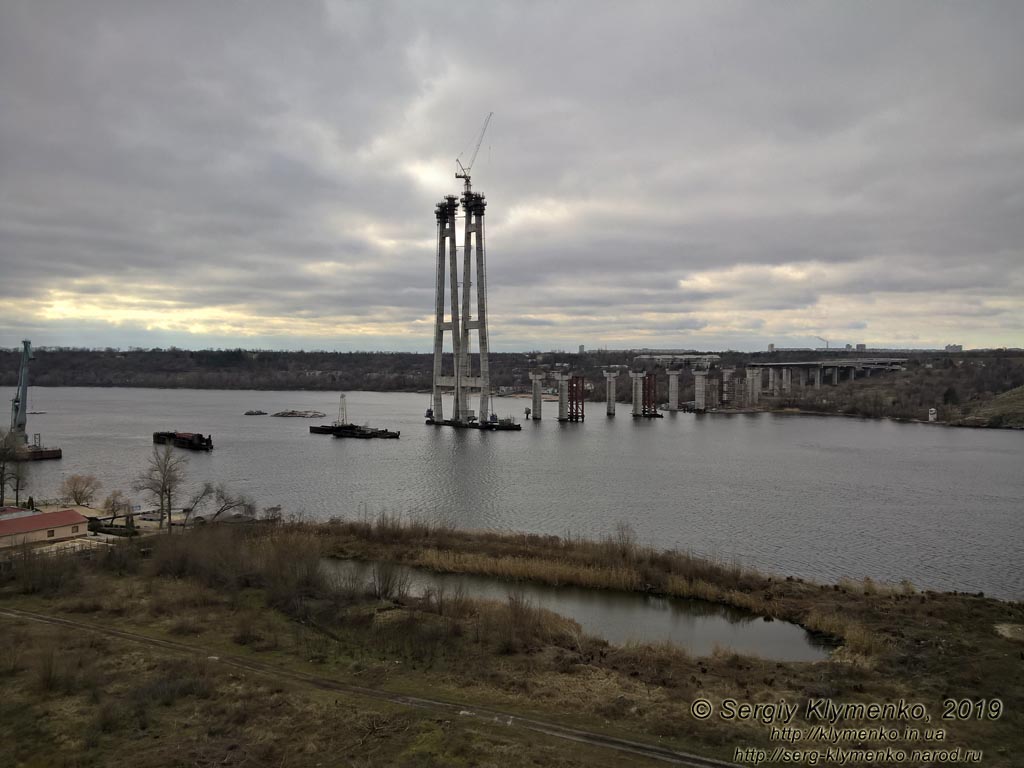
(1, 347, 1022, 425)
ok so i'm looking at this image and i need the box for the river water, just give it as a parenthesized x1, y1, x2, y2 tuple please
(9, 387, 1023, 600)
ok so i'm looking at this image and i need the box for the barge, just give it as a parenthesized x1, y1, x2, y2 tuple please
(424, 408, 522, 431)
(309, 394, 400, 439)
(15, 445, 63, 461)
(153, 431, 214, 451)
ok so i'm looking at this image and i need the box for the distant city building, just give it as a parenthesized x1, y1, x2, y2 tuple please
(945, 344, 963, 353)
(768, 343, 775, 353)
(578, 344, 585, 355)
(856, 343, 866, 351)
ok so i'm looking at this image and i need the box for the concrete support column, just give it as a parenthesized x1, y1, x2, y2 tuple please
(529, 372, 545, 420)
(666, 369, 681, 411)
(799, 367, 808, 388)
(603, 370, 619, 416)
(831, 366, 839, 385)
(782, 368, 792, 393)
(746, 367, 760, 405)
(721, 368, 734, 404)
(629, 371, 645, 417)
(767, 367, 776, 395)
(553, 371, 570, 422)
(815, 366, 823, 390)
(694, 370, 708, 412)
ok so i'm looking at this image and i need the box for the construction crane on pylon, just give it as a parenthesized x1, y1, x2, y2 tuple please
(456, 111, 493, 194)
(815, 336, 831, 350)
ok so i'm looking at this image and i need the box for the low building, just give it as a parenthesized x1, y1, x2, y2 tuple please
(0, 509, 89, 549)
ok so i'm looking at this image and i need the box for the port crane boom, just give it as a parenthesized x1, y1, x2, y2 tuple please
(456, 111, 493, 193)
(815, 335, 831, 350)
(9, 340, 31, 443)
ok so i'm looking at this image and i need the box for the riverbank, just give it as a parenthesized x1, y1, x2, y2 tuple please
(2, 521, 1022, 765)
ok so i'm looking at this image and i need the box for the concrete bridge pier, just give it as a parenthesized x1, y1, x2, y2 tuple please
(694, 370, 708, 411)
(553, 371, 570, 422)
(629, 371, 645, 417)
(746, 367, 761, 405)
(666, 369, 681, 411)
(529, 372, 545, 420)
(604, 370, 619, 416)
(722, 368, 735, 405)
(831, 367, 840, 385)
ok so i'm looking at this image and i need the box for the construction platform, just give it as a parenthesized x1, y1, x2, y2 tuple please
(14, 446, 62, 461)
(425, 417, 522, 431)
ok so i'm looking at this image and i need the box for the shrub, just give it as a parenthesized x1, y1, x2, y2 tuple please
(372, 561, 410, 601)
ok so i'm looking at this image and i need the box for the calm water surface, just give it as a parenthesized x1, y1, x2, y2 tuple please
(11, 387, 1024, 599)
(323, 558, 831, 661)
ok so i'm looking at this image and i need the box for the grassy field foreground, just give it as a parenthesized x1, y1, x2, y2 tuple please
(1, 520, 1023, 767)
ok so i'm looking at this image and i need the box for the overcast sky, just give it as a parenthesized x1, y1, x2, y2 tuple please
(1, 1, 1022, 352)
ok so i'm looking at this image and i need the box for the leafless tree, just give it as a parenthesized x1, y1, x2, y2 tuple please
(0, 429, 17, 506)
(61, 474, 102, 506)
(6, 460, 29, 507)
(102, 489, 131, 524)
(185, 482, 255, 526)
(133, 445, 188, 531)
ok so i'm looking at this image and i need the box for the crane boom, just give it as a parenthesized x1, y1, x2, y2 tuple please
(456, 111, 493, 193)
(814, 335, 830, 349)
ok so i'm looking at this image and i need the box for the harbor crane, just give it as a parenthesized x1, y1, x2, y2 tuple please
(815, 336, 831, 350)
(455, 111, 493, 194)
(9, 340, 31, 443)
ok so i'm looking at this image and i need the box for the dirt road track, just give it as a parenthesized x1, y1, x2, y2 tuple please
(0, 606, 741, 767)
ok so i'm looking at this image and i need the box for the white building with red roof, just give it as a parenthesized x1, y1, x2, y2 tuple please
(0, 508, 89, 549)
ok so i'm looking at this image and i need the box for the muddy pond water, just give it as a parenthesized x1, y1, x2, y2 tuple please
(323, 559, 832, 662)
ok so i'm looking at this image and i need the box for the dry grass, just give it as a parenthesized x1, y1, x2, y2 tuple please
(7, 548, 81, 595)
(837, 576, 917, 597)
(316, 516, 769, 618)
(168, 614, 204, 636)
(417, 549, 642, 591)
(804, 609, 888, 655)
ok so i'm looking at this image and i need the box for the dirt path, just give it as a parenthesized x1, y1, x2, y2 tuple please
(0, 606, 739, 768)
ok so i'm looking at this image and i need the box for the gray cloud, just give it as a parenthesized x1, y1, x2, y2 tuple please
(0, 0, 1022, 351)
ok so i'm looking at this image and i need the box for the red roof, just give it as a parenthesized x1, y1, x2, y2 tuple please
(0, 509, 88, 537)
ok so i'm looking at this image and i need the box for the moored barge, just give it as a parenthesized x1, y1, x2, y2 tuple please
(153, 431, 214, 451)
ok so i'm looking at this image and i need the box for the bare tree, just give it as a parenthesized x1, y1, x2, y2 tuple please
(185, 482, 255, 526)
(133, 445, 188, 531)
(102, 489, 131, 525)
(103, 489, 130, 514)
(0, 429, 17, 507)
(6, 460, 29, 507)
(61, 474, 102, 506)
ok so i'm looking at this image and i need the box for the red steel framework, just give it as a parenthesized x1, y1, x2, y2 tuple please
(568, 375, 585, 422)
(642, 372, 658, 416)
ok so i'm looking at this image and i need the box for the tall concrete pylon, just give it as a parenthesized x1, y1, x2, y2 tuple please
(460, 189, 491, 422)
(431, 196, 461, 421)
(430, 185, 492, 424)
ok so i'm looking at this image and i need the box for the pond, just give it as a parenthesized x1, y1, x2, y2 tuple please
(323, 558, 832, 662)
